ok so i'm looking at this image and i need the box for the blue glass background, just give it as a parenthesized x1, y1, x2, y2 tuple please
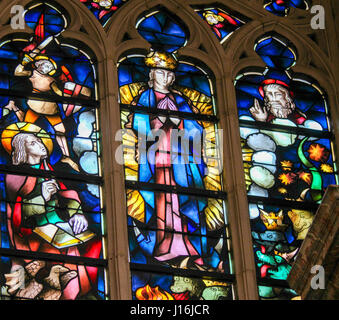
(137, 10, 188, 53)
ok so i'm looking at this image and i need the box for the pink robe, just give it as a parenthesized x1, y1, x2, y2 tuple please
(151, 91, 203, 265)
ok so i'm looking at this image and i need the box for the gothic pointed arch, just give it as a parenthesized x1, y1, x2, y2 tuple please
(0, 0, 108, 300)
(234, 31, 338, 299)
(117, 5, 238, 300)
(0, 0, 337, 301)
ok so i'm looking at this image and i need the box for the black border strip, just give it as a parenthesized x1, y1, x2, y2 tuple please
(0, 89, 99, 109)
(0, 165, 103, 185)
(247, 195, 319, 211)
(126, 181, 227, 199)
(256, 277, 291, 289)
(130, 263, 235, 283)
(0, 248, 108, 267)
(120, 104, 218, 122)
(239, 119, 333, 139)
(0, 197, 105, 216)
(127, 225, 229, 241)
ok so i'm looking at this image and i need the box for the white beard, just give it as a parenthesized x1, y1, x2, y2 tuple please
(267, 102, 295, 118)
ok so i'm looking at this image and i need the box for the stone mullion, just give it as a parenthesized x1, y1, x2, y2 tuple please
(216, 67, 259, 299)
(98, 56, 131, 300)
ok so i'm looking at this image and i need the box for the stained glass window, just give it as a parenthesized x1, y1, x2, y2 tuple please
(263, 0, 311, 17)
(193, 6, 246, 43)
(235, 33, 338, 299)
(79, 0, 129, 26)
(0, 2, 107, 300)
(118, 7, 233, 300)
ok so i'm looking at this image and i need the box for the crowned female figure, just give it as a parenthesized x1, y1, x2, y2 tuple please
(127, 51, 208, 266)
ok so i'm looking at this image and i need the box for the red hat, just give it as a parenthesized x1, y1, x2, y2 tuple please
(259, 79, 293, 98)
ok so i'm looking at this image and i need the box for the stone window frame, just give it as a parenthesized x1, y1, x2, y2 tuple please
(0, 0, 337, 300)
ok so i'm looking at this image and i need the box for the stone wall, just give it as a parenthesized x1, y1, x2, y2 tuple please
(288, 185, 339, 300)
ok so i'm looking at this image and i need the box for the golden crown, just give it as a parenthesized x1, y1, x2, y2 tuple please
(144, 51, 177, 70)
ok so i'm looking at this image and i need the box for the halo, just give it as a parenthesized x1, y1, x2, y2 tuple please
(1, 122, 53, 155)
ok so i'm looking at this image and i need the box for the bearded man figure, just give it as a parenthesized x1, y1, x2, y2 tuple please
(250, 82, 307, 125)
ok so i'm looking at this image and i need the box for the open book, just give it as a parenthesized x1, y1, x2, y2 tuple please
(33, 222, 96, 249)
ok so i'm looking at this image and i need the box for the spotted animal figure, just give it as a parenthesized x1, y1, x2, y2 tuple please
(170, 276, 205, 299)
(170, 276, 231, 300)
(287, 209, 314, 240)
(201, 285, 231, 300)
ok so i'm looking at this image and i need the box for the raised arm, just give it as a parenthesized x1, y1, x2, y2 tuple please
(3, 100, 24, 121)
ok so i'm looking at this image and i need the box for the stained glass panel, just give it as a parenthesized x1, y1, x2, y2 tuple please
(242, 129, 336, 202)
(0, 255, 107, 300)
(264, 0, 311, 17)
(254, 35, 297, 70)
(127, 190, 231, 272)
(236, 34, 337, 204)
(0, 2, 105, 300)
(194, 7, 246, 43)
(136, 9, 188, 53)
(258, 285, 299, 300)
(235, 33, 337, 298)
(249, 202, 315, 280)
(79, 0, 129, 26)
(119, 56, 215, 115)
(132, 271, 233, 300)
(236, 36, 330, 132)
(120, 112, 223, 191)
(0, 3, 100, 177)
(0, 172, 104, 255)
(120, 7, 232, 300)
